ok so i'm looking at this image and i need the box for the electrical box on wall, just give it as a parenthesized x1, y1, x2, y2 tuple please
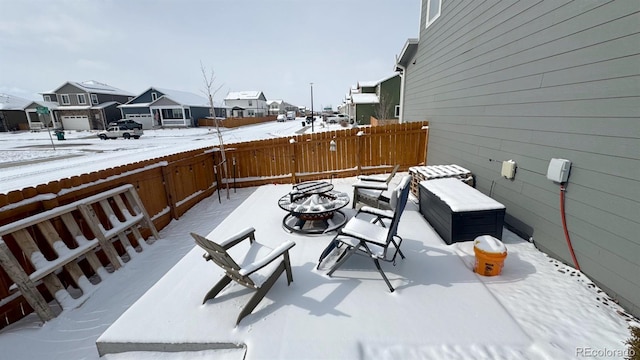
(547, 158, 571, 183)
(501, 160, 517, 179)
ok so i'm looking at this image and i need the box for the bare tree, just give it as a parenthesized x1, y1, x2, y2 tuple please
(373, 92, 393, 122)
(200, 62, 230, 199)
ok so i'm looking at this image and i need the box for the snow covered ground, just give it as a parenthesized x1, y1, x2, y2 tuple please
(0, 121, 637, 359)
(0, 119, 345, 194)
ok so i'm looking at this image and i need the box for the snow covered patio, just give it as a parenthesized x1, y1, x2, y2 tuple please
(94, 178, 633, 360)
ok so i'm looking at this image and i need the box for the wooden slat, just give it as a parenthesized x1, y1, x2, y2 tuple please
(60, 213, 105, 277)
(0, 241, 54, 321)
(76, 204, 123, 270)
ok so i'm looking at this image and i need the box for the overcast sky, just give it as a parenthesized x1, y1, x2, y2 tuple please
(0, 0, 420, 109)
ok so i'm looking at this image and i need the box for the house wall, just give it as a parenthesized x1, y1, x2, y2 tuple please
(403, 0, 640, 316)
(355, 103, 376, 125)
(95, 93, 131, 105)
(224, 99, 267, 117)
(131, 89, 165, 104)
(121, 107, 151, 117)
(379, 75, 401, 119)
(190, 106, 210, 123)
(55, 84, 88, 106)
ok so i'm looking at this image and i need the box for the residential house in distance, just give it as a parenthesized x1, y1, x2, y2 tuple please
(0, 94, 31, 131)
(345, 74, 401, 125)
(24, 100, 61, 130)
(266, 99, 298, 116)
(224, 91, 268, 117)
(119, 87, 213, 128)
(39, 80, 134, 130)
(399, 0, 640, 317)
(394, 38, 419, 123)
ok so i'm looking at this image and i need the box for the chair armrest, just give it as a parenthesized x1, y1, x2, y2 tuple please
(352, 180, 389, 190)
(357, 206, 394, 219)
(357, 175, 389, 183)
(219, 227, 256, 249)
(239, 240, 296, 276)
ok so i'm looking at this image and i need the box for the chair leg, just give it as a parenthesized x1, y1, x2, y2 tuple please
(236, 261, 286, 326)
(283, 251, 293, 285)
(317, 237, 339, 269)
(373, 258, 395, 292)
(326, 243, 359, 277)
(203, 275, 232, 304)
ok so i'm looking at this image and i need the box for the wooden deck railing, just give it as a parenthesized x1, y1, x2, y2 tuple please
(0, 121, 428, 327)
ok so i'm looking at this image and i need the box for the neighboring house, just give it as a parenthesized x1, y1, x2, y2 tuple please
(0, 94, 31, 131)
(400, 0, 640, 316)
(24, 101, 61, 130)
(266, 99, 298, 115)
(394, 38, 418, 123)
(347, 74, 401, 125)
(119, 87, 213, 128)
(40, 80, 134, 130)
(224, 91, 268, 117)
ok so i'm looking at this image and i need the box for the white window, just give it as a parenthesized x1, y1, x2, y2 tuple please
(77, 94, 87, 104)
(61, 94, 70, 105)
(394, 105, 400, 118)
(248, 100, 253, 106)
(44, 95, 51, 102)
(91, 94, 99, 104)
(425, 0, 441, 29)
(151, 92, 158, 101)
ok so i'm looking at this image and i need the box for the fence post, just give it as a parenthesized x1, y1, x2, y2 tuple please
(289, 138, 297, 183)
(356, 130, 363, 175)
(161, 163, 178, 220)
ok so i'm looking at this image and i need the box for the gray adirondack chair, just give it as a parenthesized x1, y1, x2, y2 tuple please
(352, 164, 401, 209)
(191, 227, 295, 325)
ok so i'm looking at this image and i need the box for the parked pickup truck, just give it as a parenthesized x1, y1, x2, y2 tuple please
(97, 126, 143, 140)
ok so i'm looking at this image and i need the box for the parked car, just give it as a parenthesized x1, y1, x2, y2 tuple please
(108, 119, 142, 130)
(276, 114, 286, 122)
(97, 126, 143, 140)
(286, 111, 296, 120)
(327, 114, 349, 124)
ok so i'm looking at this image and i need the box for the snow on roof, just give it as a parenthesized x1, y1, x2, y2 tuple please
(0, 93, 32, 110)
(153, 87, 209, 107)
(357, 74, 399, 89)
(267, 99, 283, 105)
(351, 93, 379, 104)
(91, 101, 119, 109)
(74, 80, 134, 96)
(225, 91, 262, 100)
(44, 80, 134, 96)
(29, 100, 59, 110)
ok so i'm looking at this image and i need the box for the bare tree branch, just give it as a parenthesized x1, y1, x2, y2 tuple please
(373, 92, 392, 122)
(200, 61, 230, 199)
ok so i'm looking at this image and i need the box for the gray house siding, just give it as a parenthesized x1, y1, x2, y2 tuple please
(131, 89, 166, 104)
(95, 93, 130, 105)
(403, 0, 640, 316)
(190, 106, 210, 122)
(56, 84, 87, 106)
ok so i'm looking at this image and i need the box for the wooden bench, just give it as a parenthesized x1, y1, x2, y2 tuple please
(0, 184, 159, 322)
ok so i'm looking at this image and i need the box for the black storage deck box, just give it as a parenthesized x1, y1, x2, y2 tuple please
(419, 179, 505, 245)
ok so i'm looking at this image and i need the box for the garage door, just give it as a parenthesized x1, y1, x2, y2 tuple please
(125, 114, 153, 129)
(61, 116, 90, 130)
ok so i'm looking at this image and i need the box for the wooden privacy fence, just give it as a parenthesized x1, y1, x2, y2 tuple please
(224, 121, 429, 187)
(198, 115, 276, 128)
(0, 121, 427, 327)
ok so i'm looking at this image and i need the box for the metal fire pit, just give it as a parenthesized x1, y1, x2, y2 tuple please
(278, 181, 350, 234)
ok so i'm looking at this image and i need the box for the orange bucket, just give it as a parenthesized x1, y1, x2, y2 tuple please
(473, 235, 507, 276)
